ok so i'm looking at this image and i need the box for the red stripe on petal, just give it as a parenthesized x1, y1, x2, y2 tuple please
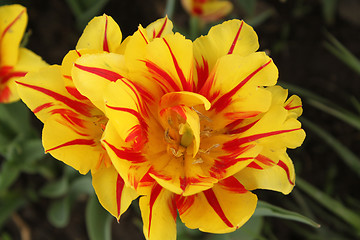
(277, 160, 294, 185)
(103, 140, 146, 163)
(195, 57, 209, 91)
(0, 86, 11, 102)
(75, 50, 82, 57)
(148, 183, 163, 238)
(223, 128, 301, 151)
(33, 102, 54, 113)
(105, 105, 148, 149)
(65, 86, 88, 100)
(74, 63, 123, 82)
(103, 15, 110, 52)
(169, 196, 177, 220)
(116, 174, 125, 218)
(211, 60, 272, 113)
(219, 176, 247, 194)
(227, 21, 244, 55)
(139, 27, 149, 44)
(1, 8, 26, 40)
(285, 105, 302, 110)
(176, 195, 195, 215)
(16, 81, 92, 117)
(255, 154, 275, 166)
(247, 161, 263, 169)
(155, 17, 168, 38)
(49, 109, 86, 128)
(203, 189, 234, 228)
(1, 71, 27, 84)
(163, 38, 192, 91)
(46, 139, 96, 152)
(144, 60, 179, 92)
(227, 120, 259, 135)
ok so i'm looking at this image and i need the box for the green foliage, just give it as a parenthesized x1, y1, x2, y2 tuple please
(86, 195, 113, 240)
(65, 0, 110, 30)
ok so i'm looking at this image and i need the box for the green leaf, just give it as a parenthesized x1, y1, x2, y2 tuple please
(40, 177, 69, 198)
(280, 82, 360, 130)
(69, 174, 93, 196)
(324, 31, 360, 75)
(0, 193, 26, 229)
(302, 118, 360, 178)
(47, 196, 71, 228)
(208, 216, 265, 240)
(85, 194, 112, 240)
(236, 0, 256, 17)
(0, 102, 33, 136)
(254, 201, 320, 228)
(0, 161, 20, 192)
(297, 178, 360, 232)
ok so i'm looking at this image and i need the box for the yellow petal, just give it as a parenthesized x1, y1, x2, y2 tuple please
(139, 184, 177, 240)
(16, 65, 95, 123)
(104, 79, 151, 150)
(235, 152, 296, 194)
(76, 14, 122, 52)
(0, 4, 27, 66)
(193, 19, 258, 88)
(42, 113, 105, 174)
(1, 48, 47, 103)
(145, 16, 174, 40)
(177, 176, 257, 233)
(144, 33, 193, 92)
(72, 52, 127, 112)
(92, 164, 138, 220)
(102, 121, 150, 190)
(201, 53, 277, 115)
(198, 1, 233, 22)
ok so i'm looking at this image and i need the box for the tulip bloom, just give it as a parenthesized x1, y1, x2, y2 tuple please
(181, 0, 233, 22)
(0, 4, 47, 103)
(16, 15, 174, 220)
(71, 17, 305, 239)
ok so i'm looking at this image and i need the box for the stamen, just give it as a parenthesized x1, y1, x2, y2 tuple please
(192, 107, 212, 122)
(170, 147, 183, 157)
(193, 157, 203, 164)
(199, 144, 220, 154)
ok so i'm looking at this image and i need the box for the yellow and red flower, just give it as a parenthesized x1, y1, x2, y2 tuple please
(69, 17, 305, 239)
(16, 15, 173, 220)
(181, 0, 233, 22)
(0, 4, 47, 103)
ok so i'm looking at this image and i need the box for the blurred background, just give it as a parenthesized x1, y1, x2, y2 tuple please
(0, 0, 360, 239)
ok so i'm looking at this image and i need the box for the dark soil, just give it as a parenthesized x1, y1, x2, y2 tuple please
(3, 0, 360, 239)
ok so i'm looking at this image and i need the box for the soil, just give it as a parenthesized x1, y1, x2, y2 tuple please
(2, 0, 360, 239)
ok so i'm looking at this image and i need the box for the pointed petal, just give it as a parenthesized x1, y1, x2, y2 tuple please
(235, 152, 296, 194)
(145, 16, 174, 40)
(104, 80, 150, 150)
(177, 177, 257, 233)
(16, 65, 95, 123)
(76, 14, 122, 52)
(201, 52, 277, 114)
(159, 91, 211, 111)
(143, 33, 193, 92)
(193, 19, 258, 87)
(102, 121, 151, 190)
(0, 4, 27, 66)
(1, 48, 47, 103)
(92, 164, 138, 220)
(139, 184, 177, 240)
(42, 111, 106, 174)
(72, 52, 127, 112)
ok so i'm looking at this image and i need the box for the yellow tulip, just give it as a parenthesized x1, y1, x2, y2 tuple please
(0, 4, 47, 103)
(181, 0, 233, 22)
